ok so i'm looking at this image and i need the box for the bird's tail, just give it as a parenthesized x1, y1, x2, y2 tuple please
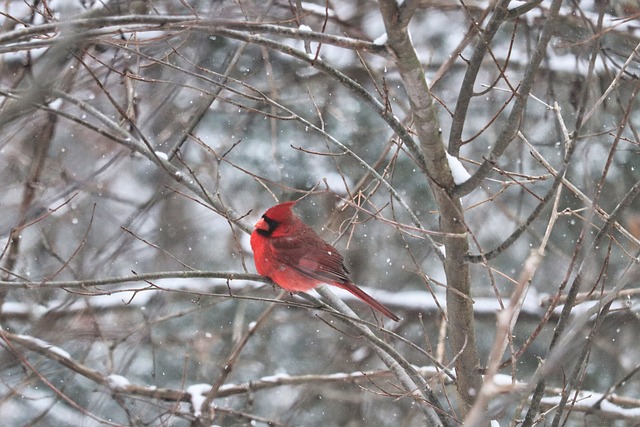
(335, 282, 400, 321)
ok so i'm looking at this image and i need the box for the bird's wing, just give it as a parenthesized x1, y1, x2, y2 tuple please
(270, 234, 351, 284)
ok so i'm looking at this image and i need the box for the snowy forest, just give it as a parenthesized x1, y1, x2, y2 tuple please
(1, 0, 640, 425)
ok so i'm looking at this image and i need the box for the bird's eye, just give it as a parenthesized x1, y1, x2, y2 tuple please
(262, 215, 279, 232)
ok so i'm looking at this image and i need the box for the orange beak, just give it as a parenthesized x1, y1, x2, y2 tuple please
(254, 218, 269, 231)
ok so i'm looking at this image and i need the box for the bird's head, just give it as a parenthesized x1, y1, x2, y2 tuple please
(253, 201, 298, 237)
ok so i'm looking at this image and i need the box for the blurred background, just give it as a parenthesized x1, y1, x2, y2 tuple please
(1, 0, 640, 425)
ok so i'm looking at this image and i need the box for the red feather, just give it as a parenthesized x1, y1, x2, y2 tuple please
(250, 201, 399, 321)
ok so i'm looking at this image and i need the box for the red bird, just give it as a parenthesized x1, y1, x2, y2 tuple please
(250, 201, 399, 321)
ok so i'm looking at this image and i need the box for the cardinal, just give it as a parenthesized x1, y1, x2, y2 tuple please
(250, 201, 399, 321)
